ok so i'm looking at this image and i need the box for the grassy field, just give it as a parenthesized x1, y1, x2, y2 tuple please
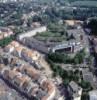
(34, 31, 66, 42)
(71, 0, 97, 7)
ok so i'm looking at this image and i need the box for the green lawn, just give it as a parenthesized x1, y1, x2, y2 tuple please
(35, 31, 66, 42)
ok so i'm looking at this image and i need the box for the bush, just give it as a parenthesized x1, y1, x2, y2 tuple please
(79, 80, 92, 91)
(0, 36, 14, 47)
(87, 18, 97, 36)
(48, 52, 71, 63)
(73, 49, 86, 64)
(48, 49, 86, 64)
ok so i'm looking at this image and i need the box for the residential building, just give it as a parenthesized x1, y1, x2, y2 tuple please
(0, 79, 26, 100)
(0, 27, 14, 40)
(82, 70, 94, 83)
(0, 63, 56, 100)
(4, 41, 40, 66)
(91, 37, 97, 54)
(89, 90, 97, 100)
(65, 20, 83, 27)
(68, 81, 82, 100)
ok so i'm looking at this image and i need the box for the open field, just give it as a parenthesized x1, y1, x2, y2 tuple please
(34, 31, 66, 42)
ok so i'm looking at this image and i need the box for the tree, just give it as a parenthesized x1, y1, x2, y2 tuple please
(87, 18, 97, 36)
(33, 15, 42, 22)
(73, 49, 86, 64)
(81, 93, 89, 100)
(63, 79, 69, 86)
(69, 33, 75, 40)
(0, 36, 14, 47)
(48, 52, 70, 63)
(79, 80, 92, 91)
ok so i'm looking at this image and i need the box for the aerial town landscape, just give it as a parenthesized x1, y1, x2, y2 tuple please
(0, 0, 97, 100)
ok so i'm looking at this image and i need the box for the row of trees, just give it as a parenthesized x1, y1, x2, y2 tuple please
(87, 18, 97, 36)
(48, 49, 86, 64)
(48, 23, 66, 33)
(0, 36, 14, 47)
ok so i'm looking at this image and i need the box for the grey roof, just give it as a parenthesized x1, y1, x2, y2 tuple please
(67, 29, 84, 41)
(82, 71, 94, 83)
(69, 81, 81, 92)
(23, 38, 49, 54)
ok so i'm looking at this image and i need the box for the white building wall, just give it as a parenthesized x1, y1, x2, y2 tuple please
(74, 96, 81, 100)
(78, 88, 82, 96)
(47, 89, 56, 100)
(18, 26, 47, 40)
(89, 90, 97, 100)
(90, 95, 97, 100)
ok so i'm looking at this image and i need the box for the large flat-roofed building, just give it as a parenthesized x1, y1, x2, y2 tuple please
(18, 28, 88, 54)
(91, 37, 97, 54)
(51, 41, 83, 53)
(51, 28, 89, 54)
(82, 70, 94, 83)
(21, 37, 49, 54)
(18, 26, 47, 40)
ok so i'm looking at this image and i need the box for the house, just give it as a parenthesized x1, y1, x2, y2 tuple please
(3, 69, 21, 81)
(51, 28, 88, 54)
(0, 27, 14, 40)
(82, 70, 94, 83)
(0, 64, 4, 71)
(92, 37, 97, 54)
(68, 81, 82, 100)
(4, 41, 40, 65)
(31, 22, 41, 28)
(0, 79, 25, 100)
(19, 65, 40, 80)
(89, 90, 97, 100)
(82, 70, 97, 88)
(0, 63, 56, 100)
(13, 74, 31, 89)
(40, 80, 56, 100)
(64, 20, 83, 28)
(21, 48, 40, 62)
